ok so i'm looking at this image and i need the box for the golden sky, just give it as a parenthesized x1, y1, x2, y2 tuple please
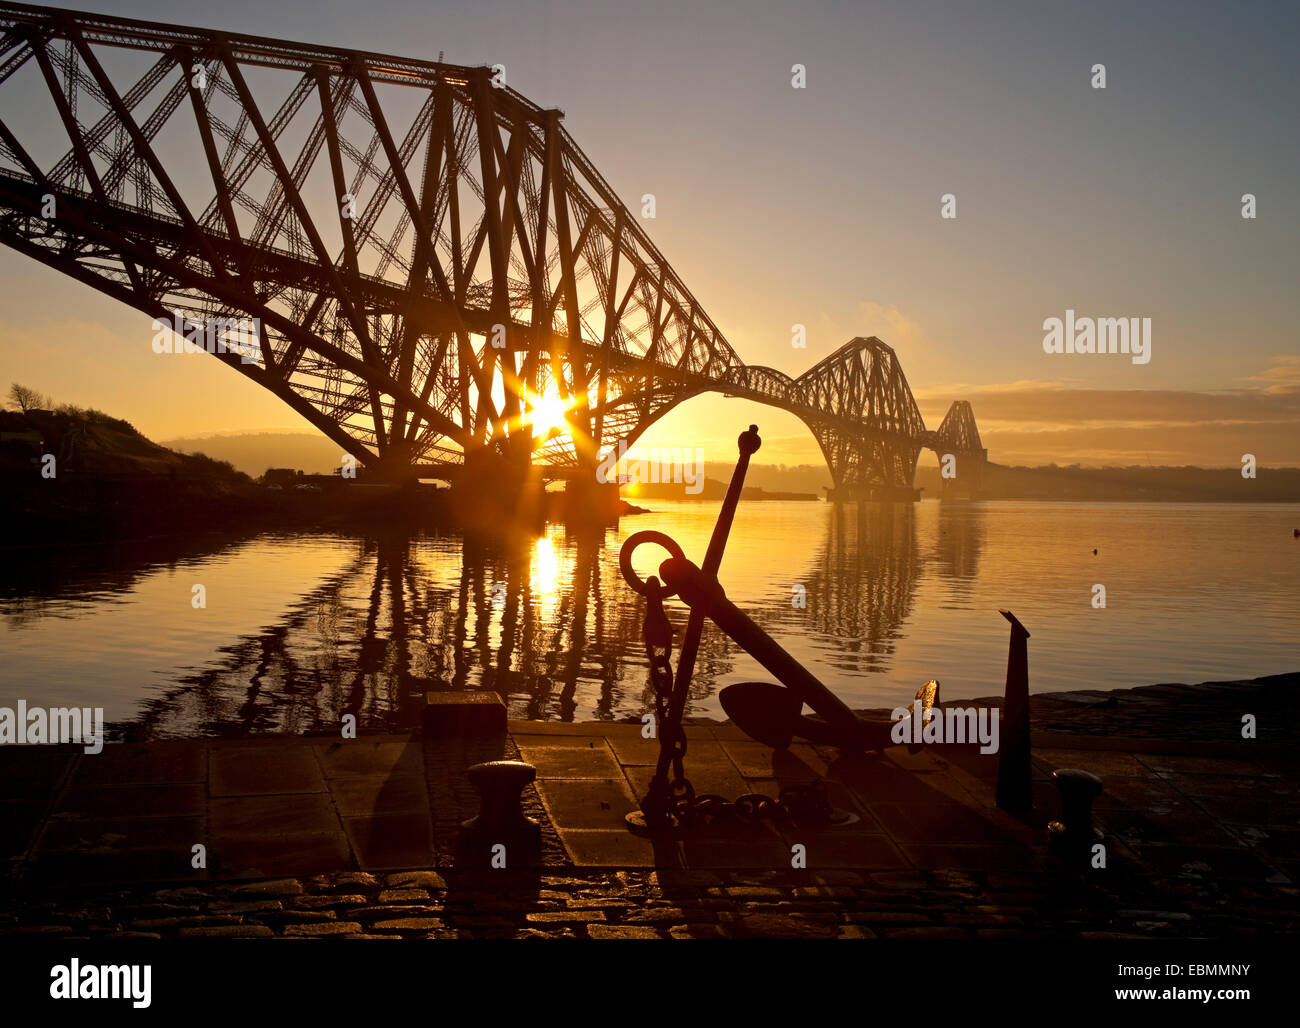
(1, 0, 1296, 468)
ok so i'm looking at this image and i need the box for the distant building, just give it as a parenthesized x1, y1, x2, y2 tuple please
(262, 467, 343, 490)
(261, 467, 301, 488)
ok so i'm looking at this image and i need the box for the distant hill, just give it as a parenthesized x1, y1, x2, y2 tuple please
(698, 462, 832, 495)
(2, 406, 249, 484)
(625, 478, 819, 501)
(158, 439, 843, 489)
(2, 406, 256, 538)
(929, 462, 1300, 503)
(159, 432, 343, 477)
(638, 460, 1300, 502)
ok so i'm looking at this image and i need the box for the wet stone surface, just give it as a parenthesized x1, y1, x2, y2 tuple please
(0, 675, 1295, 938)
(1, 864, 1296, 939)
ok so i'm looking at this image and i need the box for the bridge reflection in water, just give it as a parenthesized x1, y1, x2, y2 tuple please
(45, 502, 977, 740)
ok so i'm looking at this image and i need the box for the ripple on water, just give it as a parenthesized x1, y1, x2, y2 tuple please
(0, 502, 1295, 735)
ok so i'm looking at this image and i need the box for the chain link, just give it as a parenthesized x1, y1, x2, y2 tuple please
(639, 579, 833, 830)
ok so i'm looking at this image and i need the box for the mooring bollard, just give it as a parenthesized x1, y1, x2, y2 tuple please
(461, 760, 541, 840)
(1047, 768, 1103, 864)
(995, 609, 1032, 813)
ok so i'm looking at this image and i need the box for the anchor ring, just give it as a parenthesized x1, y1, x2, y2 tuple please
(619, 531, 687, 598)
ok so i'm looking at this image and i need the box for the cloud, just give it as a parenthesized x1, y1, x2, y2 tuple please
(917, 378, 1300, 466)
(1240, 355, 1300, 394)
(935, 385, 1300, 426)
(807, 302, 932, 367)
(913, 378, 1075, 399)
(853, 301, 930, 366)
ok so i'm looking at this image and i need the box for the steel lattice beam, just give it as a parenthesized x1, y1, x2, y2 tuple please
(0, 2, 983, 491)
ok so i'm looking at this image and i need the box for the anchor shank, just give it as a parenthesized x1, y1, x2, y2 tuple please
(660, 556, 873, 748)
(665, 425, 761, 721)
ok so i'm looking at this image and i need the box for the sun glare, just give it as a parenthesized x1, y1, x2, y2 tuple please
(529, 532, 567, 615)
(526, 390, 570, 438)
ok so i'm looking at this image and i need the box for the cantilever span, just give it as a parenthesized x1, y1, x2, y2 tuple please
(0, 2, 985, 495)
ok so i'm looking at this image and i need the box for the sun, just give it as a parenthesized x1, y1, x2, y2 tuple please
(526, 390, 570, 438)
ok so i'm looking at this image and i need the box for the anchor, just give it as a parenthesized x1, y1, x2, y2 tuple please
(620, 424, 1034, 830)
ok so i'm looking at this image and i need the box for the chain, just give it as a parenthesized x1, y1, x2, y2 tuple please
(639, 576, 688, 828)
(638, 578, 833, 830)
(689, 782, 834, 826)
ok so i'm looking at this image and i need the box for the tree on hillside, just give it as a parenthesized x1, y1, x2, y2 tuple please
(8, 383, 52, 413)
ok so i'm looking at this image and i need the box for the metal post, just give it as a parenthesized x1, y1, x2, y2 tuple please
(996, 609, 1032, 813)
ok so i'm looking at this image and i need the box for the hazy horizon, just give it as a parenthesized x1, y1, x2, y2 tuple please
(151, 428, 1300, 480)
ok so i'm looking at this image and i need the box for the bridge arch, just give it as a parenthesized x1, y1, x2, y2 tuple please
(589, 337, 963, 497)
(595, 386, 829, 471)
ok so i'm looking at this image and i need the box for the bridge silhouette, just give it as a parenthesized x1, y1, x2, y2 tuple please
(0, 3, 985, 499)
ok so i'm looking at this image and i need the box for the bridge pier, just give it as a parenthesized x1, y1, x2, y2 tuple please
(929, 404, 987, 499)
(825, 485, 921, 503)
(936, 447, 988, 500)
(366, 442, 422, 484)
(448, 446, 544, 534)
(553, 477, 624, 525)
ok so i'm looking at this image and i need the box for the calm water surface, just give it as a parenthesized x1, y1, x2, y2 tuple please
(1, 500, 1296, 738)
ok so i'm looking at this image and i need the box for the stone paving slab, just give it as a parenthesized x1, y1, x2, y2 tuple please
(3, 735, 440, 884)
(535, 778, 639, 830)
(211, 741, 324, 796)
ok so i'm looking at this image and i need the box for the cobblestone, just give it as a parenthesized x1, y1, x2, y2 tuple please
(284, 922, 365, 936)
(6, 858, 1293, 939)
(589, 924, 660, 939)
(232, 879, 303, 898)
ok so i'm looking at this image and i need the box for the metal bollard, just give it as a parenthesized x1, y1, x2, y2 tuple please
(461, 760, 541, 840)
(1047, 768, 1104, 864)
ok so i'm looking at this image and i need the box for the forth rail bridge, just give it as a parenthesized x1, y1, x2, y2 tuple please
(0, 2, 986, 516)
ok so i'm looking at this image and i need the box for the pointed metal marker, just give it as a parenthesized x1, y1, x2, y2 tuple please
(996, 609, 1033, 813)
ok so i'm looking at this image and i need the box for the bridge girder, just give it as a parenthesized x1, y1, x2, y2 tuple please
(0, 3, 983, 492)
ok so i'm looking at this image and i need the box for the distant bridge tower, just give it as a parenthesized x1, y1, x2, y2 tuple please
(928, 400, 987, 498)
(796, 339, 927, 501)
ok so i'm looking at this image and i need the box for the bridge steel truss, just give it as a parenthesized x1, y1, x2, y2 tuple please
(0, 2, 984, 493)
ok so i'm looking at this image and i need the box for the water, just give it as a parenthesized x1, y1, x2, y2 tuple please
(1, 501, 1296, 739)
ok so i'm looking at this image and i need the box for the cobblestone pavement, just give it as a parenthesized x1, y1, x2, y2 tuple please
(1, 674, 1296, 938)
(2, 862, 1296, 940)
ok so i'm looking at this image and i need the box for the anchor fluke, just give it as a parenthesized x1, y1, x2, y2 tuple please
(721, 678, 945, 751)
(719, 682, 804, 749)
